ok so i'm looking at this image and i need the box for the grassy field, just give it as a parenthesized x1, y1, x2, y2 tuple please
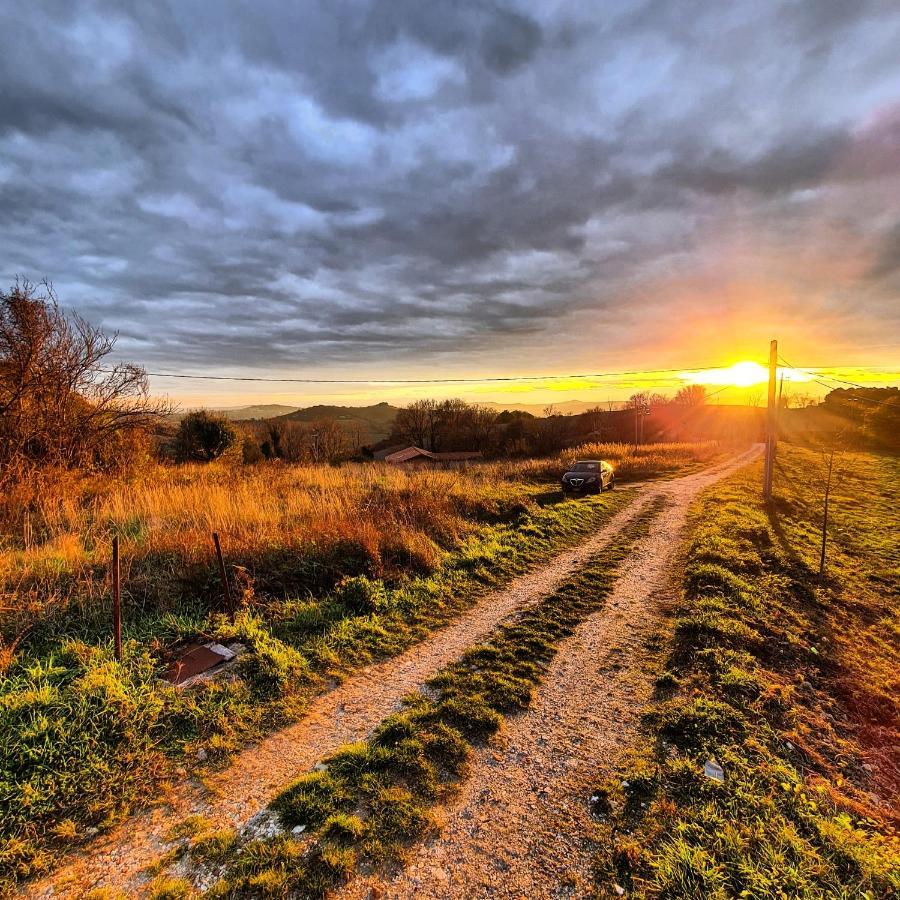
(1, 442, 720, 632)
(594, 445, 899, 897)
(0, 441, 721, 891)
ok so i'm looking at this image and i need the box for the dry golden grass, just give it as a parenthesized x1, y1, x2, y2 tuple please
(496, 440, 724, 482)
(0, 441, 723, 630)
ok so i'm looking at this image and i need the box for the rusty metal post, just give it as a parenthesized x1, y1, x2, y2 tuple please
(112, 536, 122, 661)
(212, 532, 234, 615)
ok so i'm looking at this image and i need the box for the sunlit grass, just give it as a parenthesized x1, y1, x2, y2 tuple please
(593, 445, 900, 897)
(1, 442, 723, 632)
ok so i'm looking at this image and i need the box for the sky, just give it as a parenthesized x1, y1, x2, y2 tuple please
(1, 0, 899, 409)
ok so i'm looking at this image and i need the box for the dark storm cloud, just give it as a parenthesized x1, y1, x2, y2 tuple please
(1, 0, 899, 373)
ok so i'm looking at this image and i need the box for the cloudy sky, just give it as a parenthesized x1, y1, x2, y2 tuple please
(2, 0, 899, 406)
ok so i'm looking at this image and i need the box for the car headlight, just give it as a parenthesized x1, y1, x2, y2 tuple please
(586, 476, 597, 483)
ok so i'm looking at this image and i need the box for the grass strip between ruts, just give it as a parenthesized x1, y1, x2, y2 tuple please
(191, 495, 670, 898)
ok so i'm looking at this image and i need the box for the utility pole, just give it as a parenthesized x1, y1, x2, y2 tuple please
(633, 401, 650, 446)
(763, 339, 778, 499)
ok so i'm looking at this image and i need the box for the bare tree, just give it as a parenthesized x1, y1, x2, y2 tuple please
(307, 418, 353, 462)
(392, 399, 439, 449)
(467, 405, 498, 450)
(0, 279, 169, 481)
(391, 398, 499, 453)
(673, 384, 707, 406)
(625, 391, 668, 409)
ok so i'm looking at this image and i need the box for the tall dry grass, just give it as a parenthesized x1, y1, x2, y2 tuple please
(0, 441, 724, 630)
(494, 440, 724, 482)
(1, 462, 526, 628)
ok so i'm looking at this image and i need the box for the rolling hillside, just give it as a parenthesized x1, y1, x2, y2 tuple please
(276, 401, 400, 443)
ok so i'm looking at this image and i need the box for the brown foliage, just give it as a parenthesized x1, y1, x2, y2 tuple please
(0, 279, 168, 484)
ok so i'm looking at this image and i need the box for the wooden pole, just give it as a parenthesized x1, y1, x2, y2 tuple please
(772, 372, 784, 474)
(763, 339, 778, 499)
(819, 447, 834, 576)
(213, 532, 234, 615)
(112, 536, 122, 661)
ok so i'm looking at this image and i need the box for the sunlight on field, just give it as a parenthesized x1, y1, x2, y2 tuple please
(0, 443, 722, 626)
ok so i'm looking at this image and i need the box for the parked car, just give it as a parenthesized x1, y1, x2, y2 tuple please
(561, 459, 615, 494)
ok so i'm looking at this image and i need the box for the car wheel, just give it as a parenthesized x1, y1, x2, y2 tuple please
(608, 476, 615, 490)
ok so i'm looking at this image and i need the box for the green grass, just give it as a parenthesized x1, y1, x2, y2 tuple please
(201, 497, 669, 898)
(1, 482, 637, 892)
(592, 446, 900, 898)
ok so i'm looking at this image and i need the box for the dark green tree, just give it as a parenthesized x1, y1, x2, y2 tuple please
(174, 410, 237, 462)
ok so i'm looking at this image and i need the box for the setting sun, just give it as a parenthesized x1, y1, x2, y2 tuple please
(681, 360, 812, 388)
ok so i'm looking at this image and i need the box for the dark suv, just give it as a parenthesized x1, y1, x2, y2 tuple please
(561, 459, 614, 494)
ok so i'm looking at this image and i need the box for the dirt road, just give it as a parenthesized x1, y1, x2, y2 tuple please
(27, 447, 759, 898)
(340, 445, 761, 900)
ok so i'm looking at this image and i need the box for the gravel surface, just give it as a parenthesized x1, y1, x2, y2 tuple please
(26, 475, 665, 898)
(340, 446, 761, 900)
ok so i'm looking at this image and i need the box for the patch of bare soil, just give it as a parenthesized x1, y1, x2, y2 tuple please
(340, 446, 761, 900)
(27, 476, 667, 898)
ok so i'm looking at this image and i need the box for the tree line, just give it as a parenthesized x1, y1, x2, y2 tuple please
(4, 280, 896, 482)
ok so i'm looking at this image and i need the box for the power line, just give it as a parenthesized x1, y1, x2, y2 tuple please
(779, 355, 898, 407)
(124, 363, 750, 385)
(114, 361, 899, 387)
(706, 384, 735, 400)
(779, 354, 865, 390)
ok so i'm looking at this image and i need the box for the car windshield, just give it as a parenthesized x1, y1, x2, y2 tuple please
(572, 462, 599, 472)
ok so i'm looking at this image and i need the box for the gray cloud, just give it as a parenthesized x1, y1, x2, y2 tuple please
(1, 0, 899, 380)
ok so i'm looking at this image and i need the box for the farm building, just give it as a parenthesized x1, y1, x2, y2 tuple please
(373, 446, 483, 467)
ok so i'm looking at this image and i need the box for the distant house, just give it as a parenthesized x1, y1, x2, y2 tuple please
(373, 446, 482, 467)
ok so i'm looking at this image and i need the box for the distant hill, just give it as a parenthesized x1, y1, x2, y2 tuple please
(198, 399, 619, 426)
(277, 402, 400, 443)
(214, 404, 300, 420)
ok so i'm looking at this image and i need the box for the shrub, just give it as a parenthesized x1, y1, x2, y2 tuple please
(332, 576, 387, 614)
(173, 411, 238, 463)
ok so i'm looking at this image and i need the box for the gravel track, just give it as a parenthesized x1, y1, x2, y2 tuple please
(340, 445, 761, 900)
(28, 477, 666, 898)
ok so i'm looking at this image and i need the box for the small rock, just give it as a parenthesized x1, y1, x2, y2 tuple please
(590, 795, 599, 803)
(703, 759, 725, 782)
(86, 827, 99, 836)
(292, 824, 306, 835)
(614, 885, 625, 896)
(244, 809, 283, 840)
(621, 780, 630, 788)
(785, 741, 794, 751)
(196, 747, 208, 762)
(313, 762, 327, 772)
